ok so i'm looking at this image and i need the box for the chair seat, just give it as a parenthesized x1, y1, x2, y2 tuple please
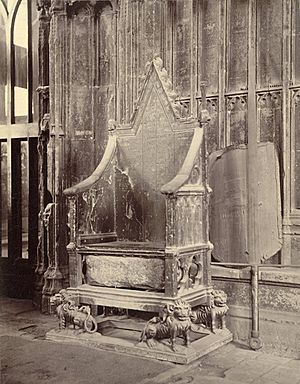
(79, 241, 166, 259)
(84, 241, 165, 251)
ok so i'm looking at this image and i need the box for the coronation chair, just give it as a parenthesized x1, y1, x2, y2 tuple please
(63, 57, 213, 314)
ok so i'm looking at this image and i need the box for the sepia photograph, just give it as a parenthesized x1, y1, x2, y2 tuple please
(0, 0, 299, 383)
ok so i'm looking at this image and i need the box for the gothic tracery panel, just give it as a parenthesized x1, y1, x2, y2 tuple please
(257, 91, 282, 146)
(226, 95, 248, 147)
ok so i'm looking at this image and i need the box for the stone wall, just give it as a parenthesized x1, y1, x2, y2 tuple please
(212, 265, 300, 358)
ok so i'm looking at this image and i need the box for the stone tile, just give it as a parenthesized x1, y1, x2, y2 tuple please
(167, 374, 248, 384)
(253, 353, 292, 365)
(258, 365, 300, 384)
(201, 344, 259, 370)
(283, 359, 300, 370)
(223, 358, 278, 383)
(201, 355, 246, 371)
(249, 377, 279, 384)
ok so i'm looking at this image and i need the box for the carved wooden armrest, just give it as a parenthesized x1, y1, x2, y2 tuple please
(160, 127, 203, 195)
(63, 132, 117, 252)
(64, 133, 117, 196)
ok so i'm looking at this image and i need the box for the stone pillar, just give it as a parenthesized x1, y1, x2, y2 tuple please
(41, 0, 67, 312)
(34, 0, 51, 308)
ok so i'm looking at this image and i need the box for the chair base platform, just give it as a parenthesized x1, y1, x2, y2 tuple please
(46, 316, 232, 365)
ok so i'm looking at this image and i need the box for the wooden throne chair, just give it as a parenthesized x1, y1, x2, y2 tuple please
(63, 57, 213, 315)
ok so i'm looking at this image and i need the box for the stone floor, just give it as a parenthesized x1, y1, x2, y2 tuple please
(0, 296, 299, 384)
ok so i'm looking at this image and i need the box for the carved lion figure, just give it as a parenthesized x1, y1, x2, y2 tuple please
(191, 289, 228, 333)
(50, 290, 98, 334)
(140, 299, 192, 352)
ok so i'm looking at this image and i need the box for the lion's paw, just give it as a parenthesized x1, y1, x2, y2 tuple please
(146, 339, 157, 348)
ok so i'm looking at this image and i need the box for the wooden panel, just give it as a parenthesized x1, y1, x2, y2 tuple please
(174, 131, 194, 168)
(257, 92, 282, 146)
(292, 90, 300, 209)
(226, 95, 247, 146)
(143, 0, 163, 62)
(292, 0, 300, 84)
(117, 0, 126, 123)
(0, 12, 7, 124)
(140, 90, 175, 241)
(77, 168, 115, 236)
(69, 139, 95, 187)
(66, 5, 106, 190)
(257, 0, 283, 88)
(199, 98, 219, 153)
(199, 0, 219, 95)
(116, 75, 192, 242)
(0, 141, 8, 258)
(68, 5, 93, 136)
(173, 0, 191, 97)
(94, 5, 114, 164)
(175, 195, 205, 247)
(115, 164, 143, 242)
(227, 0, 248, 92)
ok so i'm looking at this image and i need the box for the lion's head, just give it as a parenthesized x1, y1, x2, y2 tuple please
(50, 289, 72, 307)
(211, 290, 227, 308)
(165, 299, 191, 321)
(50, 293, 64, 307)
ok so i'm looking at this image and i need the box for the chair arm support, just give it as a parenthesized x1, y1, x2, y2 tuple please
(63, 134, 117, 196)
(160, 128, 203, 195)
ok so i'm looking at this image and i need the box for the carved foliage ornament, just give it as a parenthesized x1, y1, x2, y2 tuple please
(227, 95, 247, 112)
(257, 91, 281, 107)
(293, 89, 300, 106)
